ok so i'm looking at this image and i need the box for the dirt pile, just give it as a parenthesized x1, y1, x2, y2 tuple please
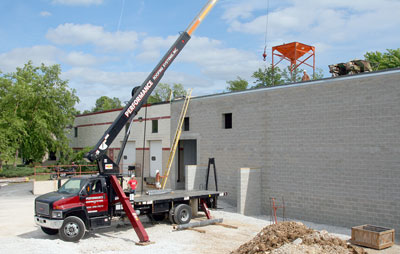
(231, 221, 367, 254)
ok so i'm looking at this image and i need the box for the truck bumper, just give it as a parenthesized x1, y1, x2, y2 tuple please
(34, 216, 63, 229)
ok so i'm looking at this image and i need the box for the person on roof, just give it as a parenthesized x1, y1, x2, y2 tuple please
(302, 70, 310, 81)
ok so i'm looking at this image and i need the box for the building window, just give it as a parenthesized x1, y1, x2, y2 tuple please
(74, 127, 78, 137)
(183, 117, 189, 131)
(152, 120, 158, 133)
(223, 113, 232, 129)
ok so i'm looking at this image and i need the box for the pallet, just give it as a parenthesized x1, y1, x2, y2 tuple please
(351, 224, 395, 250)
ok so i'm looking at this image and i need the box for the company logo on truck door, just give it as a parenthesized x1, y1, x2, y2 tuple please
(124, 47, 179, 119)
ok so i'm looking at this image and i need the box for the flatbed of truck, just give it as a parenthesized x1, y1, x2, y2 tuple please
(133, 190, 227, 204)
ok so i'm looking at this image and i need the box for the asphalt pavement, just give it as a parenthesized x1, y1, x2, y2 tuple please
(0, 182, 33, 197)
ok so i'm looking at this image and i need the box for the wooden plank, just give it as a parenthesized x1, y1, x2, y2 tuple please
(215, 222, 238, 229)
(135, 241, 155, 246)
(186, 227, 206, 233)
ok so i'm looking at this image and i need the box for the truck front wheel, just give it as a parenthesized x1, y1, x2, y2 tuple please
(59, 216, 86, 242)
(41, 227, 58, 235)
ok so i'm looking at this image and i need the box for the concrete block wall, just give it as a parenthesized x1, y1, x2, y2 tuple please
(171, 69, 400, 237)
(185, 165, 207, 190)
(262, 71, 400, 237)
(237, 168, 262, 215)
(184, 165, 218, 191)
(171, 91, 267, 203)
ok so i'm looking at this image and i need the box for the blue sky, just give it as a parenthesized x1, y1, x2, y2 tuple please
(1, 0, 400, 111)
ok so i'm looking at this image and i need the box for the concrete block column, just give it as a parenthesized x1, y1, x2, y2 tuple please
(237, 167, 262, 215)
(185, 165, 208, 190)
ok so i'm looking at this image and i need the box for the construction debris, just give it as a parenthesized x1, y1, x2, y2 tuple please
(329, 60, 372, 77)
(231, 221, 367, 254)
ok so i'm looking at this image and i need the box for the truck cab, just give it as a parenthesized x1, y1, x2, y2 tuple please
(34, 175, 112, 242)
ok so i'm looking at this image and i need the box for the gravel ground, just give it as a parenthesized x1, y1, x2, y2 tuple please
(0, 182, 398, 254)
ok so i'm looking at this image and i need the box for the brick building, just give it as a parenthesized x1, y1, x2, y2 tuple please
(69, 102, 171, 187)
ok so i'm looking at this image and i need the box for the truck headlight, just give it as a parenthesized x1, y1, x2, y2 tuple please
(52, 211, 63, 218)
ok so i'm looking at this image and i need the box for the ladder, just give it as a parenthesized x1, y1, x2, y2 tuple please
(161, 89, 192, 189)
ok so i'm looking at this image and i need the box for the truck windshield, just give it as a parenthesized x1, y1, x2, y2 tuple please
(58, 178, 86, 194)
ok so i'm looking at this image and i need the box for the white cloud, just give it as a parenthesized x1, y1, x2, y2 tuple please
(136, 35, 260, 81)
(223, 0, 400, 43)
(40, 11, 52, 17)
(221, 0, 266, 22)
(63, 67, 148, 87)
(0, 46, 101, 73)
(221, 0, 400, 72)
(63, 51, 99, 66)
(180, 36, 260, 80)
(63, 66, 223, 111)
(0, 45, 61, 72)
(52, 0, 103, 6)
(46, 23, 139, 51)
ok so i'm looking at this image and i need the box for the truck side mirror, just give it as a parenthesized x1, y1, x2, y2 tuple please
(80, 186, 91, 198)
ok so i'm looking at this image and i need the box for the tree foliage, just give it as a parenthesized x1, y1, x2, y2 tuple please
(364, 48, 400, 71)
(147, 83, 186, 103)
(225, 65, 325, 92)
(92, 96, 121, 112)
(252, 66, 284, 88)
(226, 77, 249, 92)
(0, 61, 79, 169)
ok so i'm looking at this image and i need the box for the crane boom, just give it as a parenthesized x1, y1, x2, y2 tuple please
(85, 0, 219, 175)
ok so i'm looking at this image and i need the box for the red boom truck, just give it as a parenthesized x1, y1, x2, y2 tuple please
(33, 0, 225, 243)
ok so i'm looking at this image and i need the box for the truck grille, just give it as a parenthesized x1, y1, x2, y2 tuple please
(36, 202, 50, 216)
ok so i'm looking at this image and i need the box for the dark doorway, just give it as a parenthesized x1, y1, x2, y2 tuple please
(177, 139, 197, 190)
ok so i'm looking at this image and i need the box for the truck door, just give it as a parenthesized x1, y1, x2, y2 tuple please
(84, 179, 108, 217)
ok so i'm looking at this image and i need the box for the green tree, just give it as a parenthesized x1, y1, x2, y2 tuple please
(0, 61, 79, 167)
(312, 67, 325, 80)
(281, 65, 304, 83)
(92, 96, 121, 112)
(226, 77, 248, 92)
(0, 74, 26, 170)
(252, 66, 284, 88)
(147, 83, 186, 103)
(364, 48, 400, 70)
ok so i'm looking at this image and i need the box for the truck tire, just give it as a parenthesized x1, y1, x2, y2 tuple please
(173, 204, 192, 224)
(169, 207, 176, 224)
(41, 227, 58, 235)
(59, 216, 86, 242)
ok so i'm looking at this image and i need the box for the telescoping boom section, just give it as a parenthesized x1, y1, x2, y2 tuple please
(83, 0, 219, 243)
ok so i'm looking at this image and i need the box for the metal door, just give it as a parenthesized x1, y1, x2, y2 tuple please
(149, 140, 162, 177)
(122, 141, 136, 174)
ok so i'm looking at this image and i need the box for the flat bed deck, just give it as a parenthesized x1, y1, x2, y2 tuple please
(133, 190, 227, 204)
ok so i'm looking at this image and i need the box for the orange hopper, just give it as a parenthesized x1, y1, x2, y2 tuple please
(272, 42, 315, 80)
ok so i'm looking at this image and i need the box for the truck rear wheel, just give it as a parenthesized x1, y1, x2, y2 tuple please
(59, 216, 86, 242)
(173, 204, 192, 224)
(41, 227, 58, 235)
